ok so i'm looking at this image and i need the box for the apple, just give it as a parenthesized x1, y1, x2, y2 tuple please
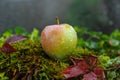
(41, 23, 77, 60)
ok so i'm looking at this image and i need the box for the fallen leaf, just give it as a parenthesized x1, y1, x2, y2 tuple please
(89, 54, 98, 66)
(0, 35, 28, 53)
(61, 57, 89, 78)
(83, 72, 97, 80)
(5, 35, 28, 43)
(61, 54, 106, 79)
(93, 66, 105, 80)
(0, 42, 16, 53)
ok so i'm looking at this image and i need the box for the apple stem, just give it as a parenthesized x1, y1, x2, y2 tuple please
(56, 16, 60, 25)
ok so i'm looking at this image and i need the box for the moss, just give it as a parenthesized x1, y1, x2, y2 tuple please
(0, 39, 68, 80)
(0, 27, 120, 80)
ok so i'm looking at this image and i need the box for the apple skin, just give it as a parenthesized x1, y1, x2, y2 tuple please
(41, 24, 77, 60)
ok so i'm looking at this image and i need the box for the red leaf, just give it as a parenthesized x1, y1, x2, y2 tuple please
(93, 66, 105, 80)
(61, 66, 84, 78)
(89, 54, 98, 66)
(61, 66, 74, 74)
(0, 35, 28, 53)
(70, 57, 90, 70)
(0, 42, 16, 53)
(70, 57, 87, 65)
(61, 65, 88, 78)
(5, 35, 28, 43)
(61, 57, 89, 78)
(61, 55, 106, 79)
(83, 72, 97, 80)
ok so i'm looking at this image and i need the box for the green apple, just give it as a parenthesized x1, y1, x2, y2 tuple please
(41, 24, 77, 60)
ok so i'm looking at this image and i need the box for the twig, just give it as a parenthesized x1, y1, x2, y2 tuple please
(105, 64, 120, 71)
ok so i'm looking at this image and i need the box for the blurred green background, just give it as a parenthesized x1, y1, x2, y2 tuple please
(0, 0, 120, 34)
